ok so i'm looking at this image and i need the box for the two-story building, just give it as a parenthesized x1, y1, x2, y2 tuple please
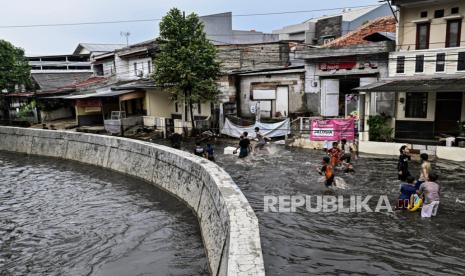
(272, 4, 392, 45)
(295, 16, 397, 142)
(358, 0, 465, 145)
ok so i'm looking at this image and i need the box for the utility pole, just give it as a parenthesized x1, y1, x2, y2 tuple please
(120, 31, 130, 46)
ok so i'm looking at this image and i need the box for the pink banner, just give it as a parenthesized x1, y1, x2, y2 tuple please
(310, 119, 355, 141)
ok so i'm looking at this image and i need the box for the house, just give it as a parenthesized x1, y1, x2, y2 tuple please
(17, 43, 126, 123)
(272, 4, 393, 45)
(358, 0, 465, 146)
(91, 39, 212, 133)
(28, 43, 125, 91)
(295, 16, 397, 140)
(89, 12, 283, 133)
(230, 66, 305, 119)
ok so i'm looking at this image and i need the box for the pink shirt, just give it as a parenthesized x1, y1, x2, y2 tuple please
(419, 181, 440, 204)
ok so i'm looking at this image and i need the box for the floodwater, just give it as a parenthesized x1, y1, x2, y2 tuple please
(0, 151, 208, 276)
(176, 139, 465, 276)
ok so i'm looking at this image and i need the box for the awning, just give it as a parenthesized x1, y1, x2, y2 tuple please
(65, 89, 135, 99)
(355, 76, 465, 93)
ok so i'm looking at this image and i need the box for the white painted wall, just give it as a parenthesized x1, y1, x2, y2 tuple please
(437, 146, 465, 162)
(390, 47, 465, 77)
(396, 91, 437, 121)
(239, 72, 304, 117)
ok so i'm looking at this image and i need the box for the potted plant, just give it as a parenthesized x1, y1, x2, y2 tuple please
(458, 120, 465, 137)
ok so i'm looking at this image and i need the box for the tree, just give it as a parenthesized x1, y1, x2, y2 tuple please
(152, 8, 220, 134)
(0, 40, 31, 120)
(0, 40, 31, 92)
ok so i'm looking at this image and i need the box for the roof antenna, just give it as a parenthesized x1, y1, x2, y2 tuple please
(120, 31, 131, 46)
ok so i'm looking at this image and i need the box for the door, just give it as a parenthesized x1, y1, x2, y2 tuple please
(275, 86, 289, 117)
(321, 79, 339, 116)
(435, 92, 463, 135)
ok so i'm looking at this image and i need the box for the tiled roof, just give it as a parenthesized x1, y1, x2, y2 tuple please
(323, 16, 396, 48)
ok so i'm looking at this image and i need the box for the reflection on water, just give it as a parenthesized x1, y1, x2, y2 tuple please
(0, 151, 208, 276)
(212, 143, 465, 276)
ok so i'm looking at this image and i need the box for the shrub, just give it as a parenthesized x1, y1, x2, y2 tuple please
(367, 115, 393, 142)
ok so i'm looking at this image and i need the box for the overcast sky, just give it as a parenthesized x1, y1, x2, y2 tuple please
(0, 0, 380, 56)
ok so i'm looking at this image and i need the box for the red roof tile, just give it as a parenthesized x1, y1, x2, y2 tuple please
(324, 16, 396, 48)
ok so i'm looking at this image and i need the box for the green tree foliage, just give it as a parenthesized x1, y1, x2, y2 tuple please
(0, 40, 31, 92)
(367, 115, 394, 142)
(152, 8, 220, 132)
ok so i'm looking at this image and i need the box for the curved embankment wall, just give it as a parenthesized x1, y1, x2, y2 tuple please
(0, 127, 265, 276)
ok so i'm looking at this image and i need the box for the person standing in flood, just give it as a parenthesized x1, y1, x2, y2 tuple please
(253, 127, 270, 154)
(419, 172, 441, 218)
(416, 153, 431, 190)
(234, 132, 251, 158)
(318, 156, 334, 188)
(398, 145, 411, 181)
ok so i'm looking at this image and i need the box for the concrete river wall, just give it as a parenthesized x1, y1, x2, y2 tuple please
(0, 127, 265, 276)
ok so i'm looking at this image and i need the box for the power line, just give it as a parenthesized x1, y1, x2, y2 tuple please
(0, 4, 381, 29)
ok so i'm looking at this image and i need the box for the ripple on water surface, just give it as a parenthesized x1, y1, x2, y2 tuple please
(211, 144, 465, 276)
(0, 151, 208, 276)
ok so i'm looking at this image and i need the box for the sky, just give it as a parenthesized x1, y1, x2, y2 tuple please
(0, 0, 380, 56)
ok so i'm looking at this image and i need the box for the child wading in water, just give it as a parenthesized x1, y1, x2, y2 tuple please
(253, 127, 271, 154)
(416, 153, 431, 189)
(419, 172, 441, 218)
(340, 139, 355, 173)
(397, 175, 417, 209)
(205, 143, 215, 162)
(327, 141, 341, 167)
(318, 156, 334, 188)
(194, 142, 205, 157)
(234, 132, 252, 158)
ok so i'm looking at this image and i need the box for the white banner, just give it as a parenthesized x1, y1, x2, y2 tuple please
(221, 118, 290, 138)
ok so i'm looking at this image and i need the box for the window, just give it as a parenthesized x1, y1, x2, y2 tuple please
(323, 37, 335, 45)
(452, 7, 459, 14)
(415, 55, 425, 73)
(457, 52, 465, 71)
(420, 11, 428, 18)
(434, 9, 444, 18)
(197, 101, 202, 114)
(436, 53, 446, 72)
(405, 92, 428, 118)
(396, 56, 405, 73)
(416, 23, 430, 50)
(147, 60, 152, 73)
(446, 20, 462, 48)
(133, 63, 137, 76)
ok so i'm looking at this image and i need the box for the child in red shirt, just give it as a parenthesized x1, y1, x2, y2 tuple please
(327, 141, 341, 167)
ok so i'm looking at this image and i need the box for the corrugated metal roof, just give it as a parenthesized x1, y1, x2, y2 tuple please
(66, 89, 135, 99)
(32, 72, 93, 91)
(355, 76, 465, 93)
(73, 43, 126, 55)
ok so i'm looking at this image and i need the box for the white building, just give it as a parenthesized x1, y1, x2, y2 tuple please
(272, 4, 393, 45)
